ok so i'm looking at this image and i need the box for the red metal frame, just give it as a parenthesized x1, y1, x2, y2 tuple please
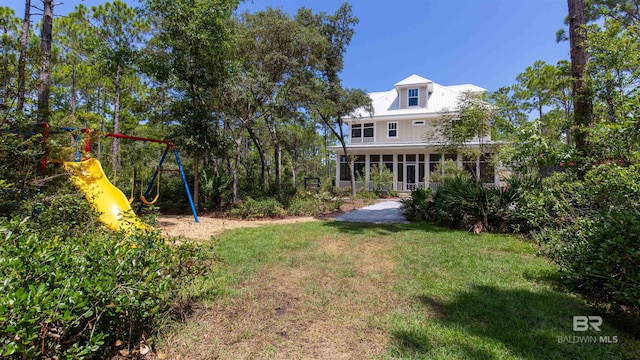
(103, 132, 175, 148)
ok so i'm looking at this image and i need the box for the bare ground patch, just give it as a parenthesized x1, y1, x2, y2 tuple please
(156, 198, 389, 241)
(157, 236, 400, 359)
(156, 215, 322, 241)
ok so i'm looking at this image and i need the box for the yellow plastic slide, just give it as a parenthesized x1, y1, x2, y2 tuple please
(63, 158, 150, 232)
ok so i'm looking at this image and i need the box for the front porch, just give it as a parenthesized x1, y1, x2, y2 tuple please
(336, 152, 499, 193)
(337, 180, 441, 192)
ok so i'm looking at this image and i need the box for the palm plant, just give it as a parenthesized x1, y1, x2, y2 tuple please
(433, 175, 491, 233)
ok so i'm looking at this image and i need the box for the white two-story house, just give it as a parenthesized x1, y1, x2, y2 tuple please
(330, 74, 501, 192)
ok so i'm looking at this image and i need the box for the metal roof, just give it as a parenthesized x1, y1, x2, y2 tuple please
(349, 75, 486, 120)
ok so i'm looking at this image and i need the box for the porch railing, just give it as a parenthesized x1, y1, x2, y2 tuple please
(337, 181, 495, 192)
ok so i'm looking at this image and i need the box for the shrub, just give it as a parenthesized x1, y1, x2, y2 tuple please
(370, 165, 393, 196)
(0, 215, 207, 359)
(319, 176, 335, 194)
(401, 175, 524, 233)
(286, 192, 344, 216)
(200, 171, 232, 211)
(432, 175, 493, 233)
(429, 159, 470, 183)
(229, 197, 285, 219)
(401, 188, 434, 222)
(533, 164, 640, 311)
(287, 196, 320, 216)
(356, 187, 378, 203)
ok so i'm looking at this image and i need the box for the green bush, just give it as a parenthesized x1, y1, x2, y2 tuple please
(356, 188, 378, 203)
(407, 175, 521, 233)
(200, 171, 232, 211)
(429, 159, 470, 183)
(369, 165, 393, 196)
(0, 208, 209, 358)
(229, 197, 285, 219)
(17, 192, 98, 238)
(401, 188, 434, 222)
(432, 176, 493, 233)
(286, 192, 343, 216)
(532, 164, 640, 311)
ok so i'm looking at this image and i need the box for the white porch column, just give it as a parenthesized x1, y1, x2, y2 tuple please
(415, 154, 419, 189)
(335, 154, 340, 188)
(365, 154, 370, 190)
(425, 151, 430, 185)
(393, 154, 398, 191)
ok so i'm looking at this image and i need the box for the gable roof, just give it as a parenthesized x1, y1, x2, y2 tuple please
(349, 75, 486, 120)
(394, 74, 432, 87)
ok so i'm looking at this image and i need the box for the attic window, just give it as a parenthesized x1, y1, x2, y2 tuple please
(413, 120, 425, 126)
(408, 88, 419, 106)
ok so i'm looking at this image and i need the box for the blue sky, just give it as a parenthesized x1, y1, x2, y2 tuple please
(11, 0, 569, 93)
(237, 0, 570, 93)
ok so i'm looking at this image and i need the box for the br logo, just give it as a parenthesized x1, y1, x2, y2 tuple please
(573, 316, 602, 331)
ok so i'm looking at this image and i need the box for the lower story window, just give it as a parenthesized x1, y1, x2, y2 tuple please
(340, 155, 349, 181)
(339, 155, 366, 181)
(480, 154, 495, 183)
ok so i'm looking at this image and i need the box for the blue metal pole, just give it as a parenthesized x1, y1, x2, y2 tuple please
(136, 147, 169, 214)
(173, 148, 199, 223)
(74, 132, 82, 162)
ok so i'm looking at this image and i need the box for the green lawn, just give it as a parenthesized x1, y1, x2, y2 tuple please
(159, 221, 640, 359)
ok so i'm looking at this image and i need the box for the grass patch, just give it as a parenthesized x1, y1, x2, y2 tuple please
(388, 223, 640, 359)
(158, 221, 640, 359)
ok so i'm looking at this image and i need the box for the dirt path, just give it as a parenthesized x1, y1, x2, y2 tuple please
(156, 215, 322, 240)
(157, 235, 400, 359)
(156, 198, 390, 241)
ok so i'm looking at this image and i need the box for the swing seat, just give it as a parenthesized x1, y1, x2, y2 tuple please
(140, 170, 160, 205)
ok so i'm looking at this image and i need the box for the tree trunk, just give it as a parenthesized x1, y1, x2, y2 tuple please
(1, 24, 8, 106)
(338, 120, 356, 198)
(111, 65, 121, 172)
(274, 143, 282, 191)
(37, 0, 53, 123)
(17, 0, 30, 112)
(349, 156, 357, 198)
(265, 118, 281, 192)
(232, 136, 242, 204)
(70, 61, 77, 114)
(247, 125, 266, 186)
(568, 0, 593, 163)
(340, 140, 356, 198)
(291, 158, 296, 188)
(324, 123, 331, 177)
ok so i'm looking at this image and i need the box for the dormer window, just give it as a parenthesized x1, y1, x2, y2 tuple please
(408, 88, 419, 106)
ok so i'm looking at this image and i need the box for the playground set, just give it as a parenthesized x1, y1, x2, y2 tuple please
(37, 123, 199, 232)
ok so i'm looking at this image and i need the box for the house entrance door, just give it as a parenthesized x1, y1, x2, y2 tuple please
(406, 164, 416, 191)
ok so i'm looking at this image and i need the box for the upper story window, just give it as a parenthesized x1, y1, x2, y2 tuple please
(351, 123, 374, 142)
(387, 122, 398, 138)
(408, 88, 419, 106)
(363, 123, 374, 137)
(352, 124, 362, 138)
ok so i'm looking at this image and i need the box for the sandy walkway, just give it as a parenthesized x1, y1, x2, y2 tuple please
(156, 215, 323, 241)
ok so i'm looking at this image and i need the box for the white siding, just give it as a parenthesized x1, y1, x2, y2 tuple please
(375, 119, 437, 143)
